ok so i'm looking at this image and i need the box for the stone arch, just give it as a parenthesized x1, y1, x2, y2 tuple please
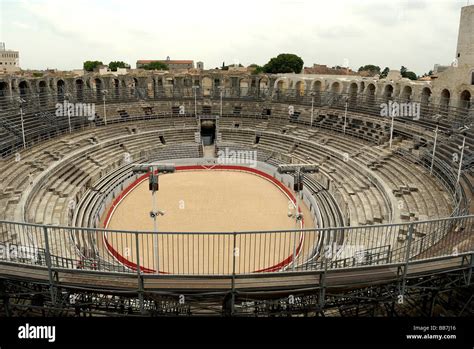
(75, 79, 84, 100)
(330, 81, 341, 93)
(366, 83, 376, 95)
(94, 78, 103, 97)
(239, 77, 250, 97)
(349, 82, 358, 94)
(183, 75, 193, 88)
(311, 80, 322, 92)
(0, 81, 8, 97)
(144, 77, 154, 98)
(440, 89, 451, 113)
(202, 76, 212, 97)
(38, 80, 47, 92)
(383, 84, 394, 99)
(19, 80, 29, 96)
(112, 78, 120, 98)
(56, 79, 65, 101)
(274, 78, 288, 92)
(366, 83, 376, 107)
(419, 87, 432, 117)
(348, 82, 358, 106)
(38, 81, 47, 105)
(259, 76, 269, 92)
(459, 90, 471, 109)
(401, 85, 412, 101)
(128, 77, 138, 97)
(309, 80, 323, 106)
(421, 87, 431, 104)
(294, 80, 306, 96)
(471, 70, 474, 85)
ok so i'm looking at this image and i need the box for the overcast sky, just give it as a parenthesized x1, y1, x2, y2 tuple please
(0, 0, 469, 74)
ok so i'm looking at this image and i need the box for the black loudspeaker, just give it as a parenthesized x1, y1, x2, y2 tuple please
(149, 182, 159, 191)
(149, 174, 159, 191)
(293, 182, 303, 192)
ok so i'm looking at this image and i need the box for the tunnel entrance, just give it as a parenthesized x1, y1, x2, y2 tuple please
(200, 120, 216, 145)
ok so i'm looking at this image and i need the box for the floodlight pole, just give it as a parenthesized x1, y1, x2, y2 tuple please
(18, 98, 26, 149)
(389, 113, 395, 149)
(456, 135, 466, 185)
(152, 181, 158, 272)
(343, 98, 348, 135)
(102, 90, 108, 125)
(293, 171, 302, 271)
(65, 93, 72, 133)
(192, 86, 199, 117)
(277, 164, 319, 271)
(221, 90, 224, 117)
(133, 164, 176, 274)
(430, 125, 439, 175)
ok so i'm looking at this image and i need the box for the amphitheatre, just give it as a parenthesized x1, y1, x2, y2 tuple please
(0, 6, 472, 317)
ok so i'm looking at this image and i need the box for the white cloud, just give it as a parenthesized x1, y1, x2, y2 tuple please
(0, 0, 467, 74)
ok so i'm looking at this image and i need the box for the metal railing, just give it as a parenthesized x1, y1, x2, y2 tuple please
(0, 215, 472, 276)
(0, 87, 472, 157)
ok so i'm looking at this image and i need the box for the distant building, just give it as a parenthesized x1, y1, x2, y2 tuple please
(196, 61, 204, 70)
(303, 64, 356, 76)
(136, 58, 194, 70)
(456, 5, 474, 66)
(433, 64, 449, 74)
(0, 43, 20, 73)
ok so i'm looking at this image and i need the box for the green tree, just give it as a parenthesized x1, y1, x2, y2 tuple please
(108, 61, 129, 71)
(142, 61, 169, 70)
(400, 66, 418, 80)
(358, 64, 381, 75)
(83, 60, 103, 72)
(263, 54, 304, 74)
(380, 67, 390, 78)
(403, 71, 418, 80)
(249, 64, 264, 74)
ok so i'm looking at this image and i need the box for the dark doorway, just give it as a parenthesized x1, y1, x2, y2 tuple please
(201, 120, 215, 145)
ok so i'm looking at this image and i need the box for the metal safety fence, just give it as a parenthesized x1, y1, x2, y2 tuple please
(0, 215, 472, 276)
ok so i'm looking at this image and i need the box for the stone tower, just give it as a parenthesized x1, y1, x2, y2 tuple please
(456, 5, 474, 66)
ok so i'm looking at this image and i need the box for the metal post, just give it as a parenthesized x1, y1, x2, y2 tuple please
(292, 172, 302, 271)
(231, 232, 237, 315)
(310, 95, 314, 127)
(135, 233, 144, 314)
(42, 226, 56, 305)
(343, 100, 348, 135)
(318, 256, 328, 313)
(430, 125, 439, 175)
(19, 104, 26, 149)
(292, 193, 299, 271)
(63, 94, 72, 134)
(220, 89, 223, 117)
(152, 188, 159, 274)
(102, 91, 107, 126)
(67, 101, 72, 133)
(400, 223, 414, 298)
(193, 86, 198, 117)
(389, 113, 395, 149)
(456, 135, 466, 184)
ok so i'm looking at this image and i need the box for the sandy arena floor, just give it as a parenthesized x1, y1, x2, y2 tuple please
(102, 169, 317, 274)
